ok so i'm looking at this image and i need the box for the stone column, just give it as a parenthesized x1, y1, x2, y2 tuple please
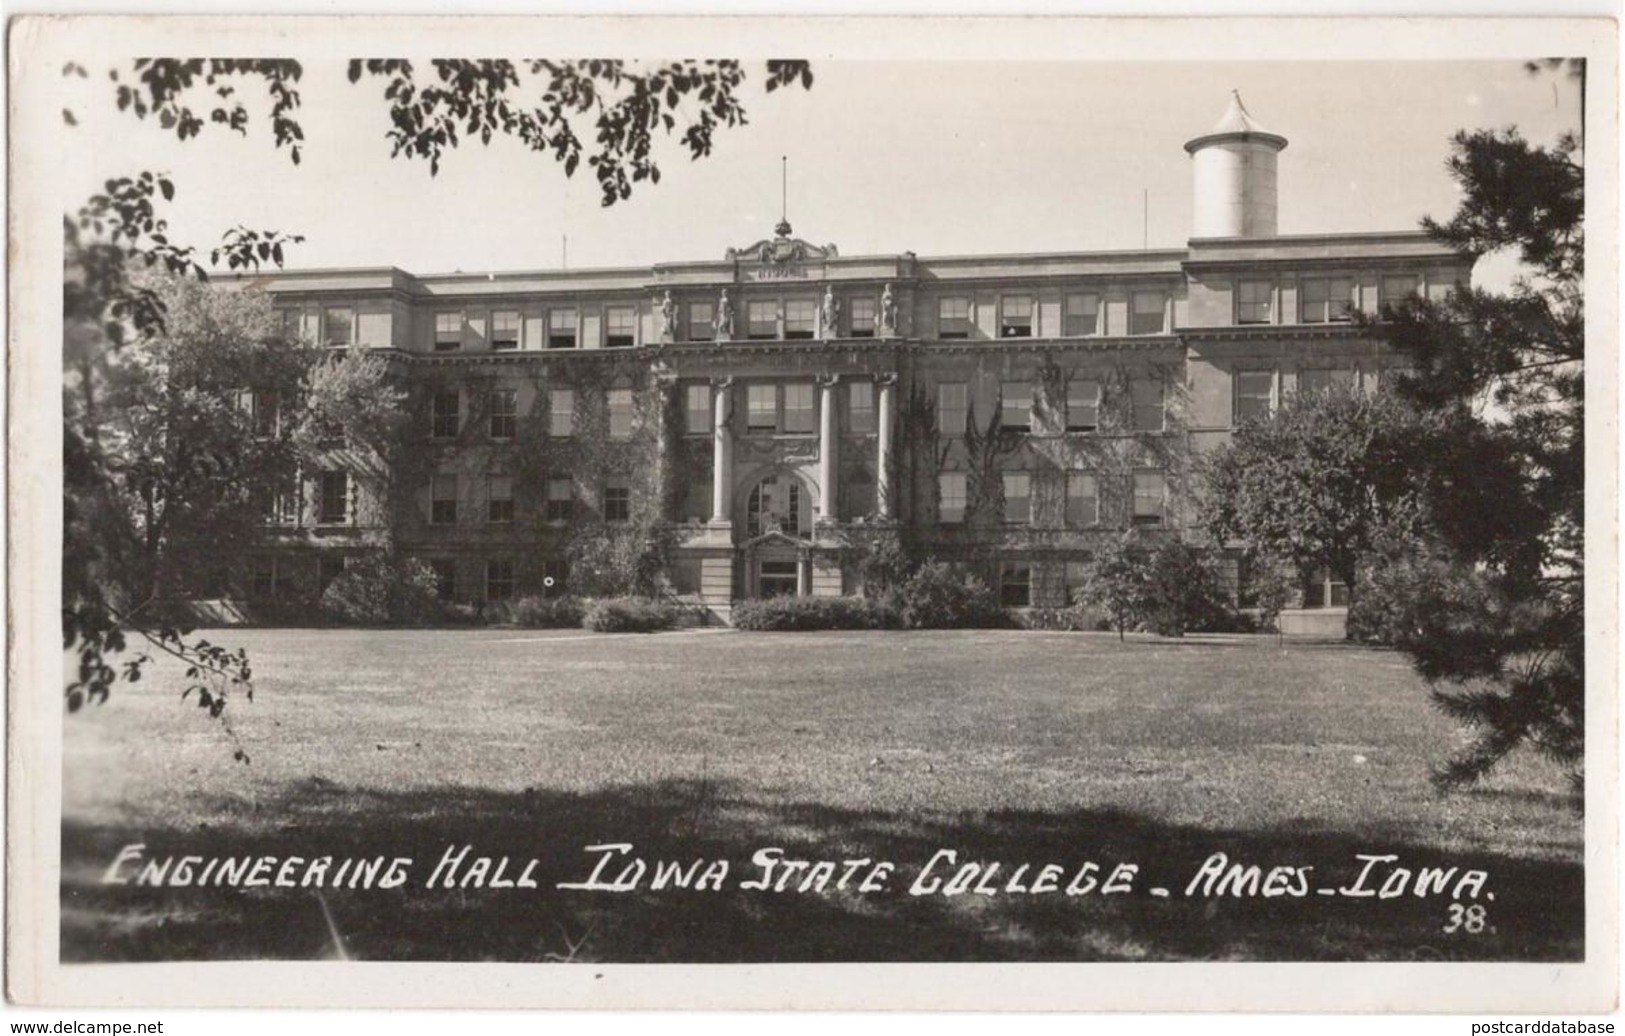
(818, 374, 840, 523)
(797, 553, 811, 596)
(876, 374, 897, 519)
(711, 378, 734, 526)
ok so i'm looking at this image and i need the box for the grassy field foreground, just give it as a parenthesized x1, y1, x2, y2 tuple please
(61, 628, 1583, 962)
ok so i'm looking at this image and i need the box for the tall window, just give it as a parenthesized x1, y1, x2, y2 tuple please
(1234, 370, 1275, 424)
(323, 307, 354, 347)
(252, 389, 280, 438)
(849, 297, 876, 338)
(1000, 295, 1034, 338)
(431, 560, 456, 601)
(605, 307, 636, 348)
(1237, 280, 1273, 325)
(937, 382, 969, 436)
(688, 301, 714, 342)
(747, 300, 778, 340)
(490, 310, 520, 350)
(685, 384, 712, 435)
(1300, 277, 1354, 323)
(938, 296, 972, 339)
(488, 389, 517, 440)
(848, 381, 875, 434)
(607, 388, 634, 440)
(603, 477, 631, 522)
(431, 390, 460, 439)
(434, 312, 462, 351)
(783, 299, 816, 339)
(486, 560, 515, 602)
(547, 309, 578, 349)
(1298, 368, 1356, 397)
(545, 478, 572, 522)
(747, 476, 806, 536)
(1380, 274, 1419, 306)
(999, 562, 1032, 607)
(318, 471, 349, 524)
(938, 472, 967, 524)
(782, 382, 816, 434)
(1130, 379, 1165, 432)
(1067, 472, 1099, 525)
(747, 384, 777, 433)
(487, 475, 514, 524)
(1067, 379, 1100, 432)
(1132, 471, 1166, 526)
(1064, 293, 1100, 337)
(431, 473, 458, 525)
(1064, 560, 1090, 605)
(1129, 291, 1165, 336)
(280, 309, 303, 339)
(1000, 382, 1032, 432)
(549, 388, 574, 438)
(1303, 568, 1351, 609)
(1003, 472, 1031, 523)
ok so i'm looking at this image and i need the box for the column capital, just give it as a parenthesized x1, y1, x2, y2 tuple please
(710, 375, 735, 390)
(876, 372, 899, 387)
(816, 372, 842, 389)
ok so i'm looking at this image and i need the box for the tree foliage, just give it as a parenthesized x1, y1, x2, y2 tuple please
(1079, 533, 1152, 641)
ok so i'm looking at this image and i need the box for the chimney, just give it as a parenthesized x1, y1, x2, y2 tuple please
(1184, 91, 1288, 239)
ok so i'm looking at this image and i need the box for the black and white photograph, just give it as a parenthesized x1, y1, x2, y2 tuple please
(6, 13, 1618, 1015)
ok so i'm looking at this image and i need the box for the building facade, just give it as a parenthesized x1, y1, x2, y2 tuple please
(244, 94, 1471, 629)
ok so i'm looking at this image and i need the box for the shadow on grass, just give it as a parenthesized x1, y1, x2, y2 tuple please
(62, 777, 1582, 964)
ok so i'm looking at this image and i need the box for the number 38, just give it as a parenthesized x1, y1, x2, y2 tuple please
(1444, 904, 1489, 934)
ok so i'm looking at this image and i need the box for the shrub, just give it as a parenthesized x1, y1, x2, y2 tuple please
(581, 596, 678, 633)
(1077, 534, 1153, 640)
(730, 595, 900, 631)
(320, 553, 440, 626)
(1018, 604, 1102, 632)
(1142, 540, 1229, 637)
(492, 595, 585, 629)
(435, 600, 485, 627)
(895, 562, 1013, 630)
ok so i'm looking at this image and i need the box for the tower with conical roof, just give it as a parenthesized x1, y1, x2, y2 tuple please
(1184, 91, 1289, 239)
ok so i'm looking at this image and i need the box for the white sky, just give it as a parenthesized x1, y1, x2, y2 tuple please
(55, 59, 1582, 276)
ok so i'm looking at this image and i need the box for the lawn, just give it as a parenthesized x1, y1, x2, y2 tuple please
(61, 627, 1583, 963)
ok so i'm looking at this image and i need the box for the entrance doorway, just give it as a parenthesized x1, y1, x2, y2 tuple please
(757, 558, 800, 598)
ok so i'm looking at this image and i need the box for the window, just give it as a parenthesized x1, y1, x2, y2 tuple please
(1298, 368, 1356, 397)
(1303, 568, 1350, 609)
(849, 296, 876, 338)
(1000, 382, 1032, 432)
(747, 476, 807, 537)
(280, 309, 303, 339)
(488, 389, 517, 440)
(758, 559, 800, 598)
(252, 389, 280, 438)
(1237, 280, 1273, 324)
(747, 300, 778, 340)
(688, 301, 714, 342)
(323, 308, 354, 346)
(999, 562, 1032, 607)
(938, 297, 971, 339)
(486, 560, 515, 602)
(431, 473, 458, 525)
(1300, 277, 1354, 323)
(1132, 471, 1166, 526)
(783, 383, 816, 434)
(434, 312, 462, 351)
(605, 307, 637, 348)
(848, 381, 875, 434)
(547, 309, 578, 349)
(544, 478, 572, 522)
(603, 478, 631, 522)
(747, 384, 777, 433)
(1067, 379, 1100, 432)
(549, 388, 574, 437)
(1130, 379, 1164, 432)
(1064, 293, 1100, 337)
(1066, 472, 1098, 525)
(265, 476, 299, 526)
(938, 472, 967, 524)
(607, 388, 634, 440)
(431, 560, 456, 601)
(685, 384, 712, 435)
(1426, 275, 1458, 303)
(490, 310, 520, 351)
(431, 390, 461, 439)
(318, 471, 349, 524)
(1000, 295, 1034, 338)
(487, 475, 514, 524)
(1381, 274, 1419, 306)
(784, 299, 816, 340)
(1064, 560, 1090, 605)
(1003, 472, 1031, 523)
(542, 559, 569, 598)
(937, 382, 968, 436)
(1129, 291, 1165, 336)
(1234, 370, 1275, 424)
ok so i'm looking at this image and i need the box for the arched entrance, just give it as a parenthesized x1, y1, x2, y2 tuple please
(740, 470, 815, 598)
(744, 471, 813, 539)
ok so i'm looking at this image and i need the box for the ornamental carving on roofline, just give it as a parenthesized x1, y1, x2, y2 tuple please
(726, 219, 838, 267)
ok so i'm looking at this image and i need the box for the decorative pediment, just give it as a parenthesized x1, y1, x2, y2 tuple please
(726, 222, 838, 264)
(742, 527, 813, 551)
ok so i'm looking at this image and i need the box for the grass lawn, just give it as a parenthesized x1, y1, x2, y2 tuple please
(61, 627, 1583, 963)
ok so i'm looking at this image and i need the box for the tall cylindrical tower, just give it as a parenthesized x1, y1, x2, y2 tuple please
(1184, 91, 1288, 239)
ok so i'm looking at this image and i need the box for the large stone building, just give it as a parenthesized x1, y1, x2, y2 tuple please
(244, 93, 1471, 631)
